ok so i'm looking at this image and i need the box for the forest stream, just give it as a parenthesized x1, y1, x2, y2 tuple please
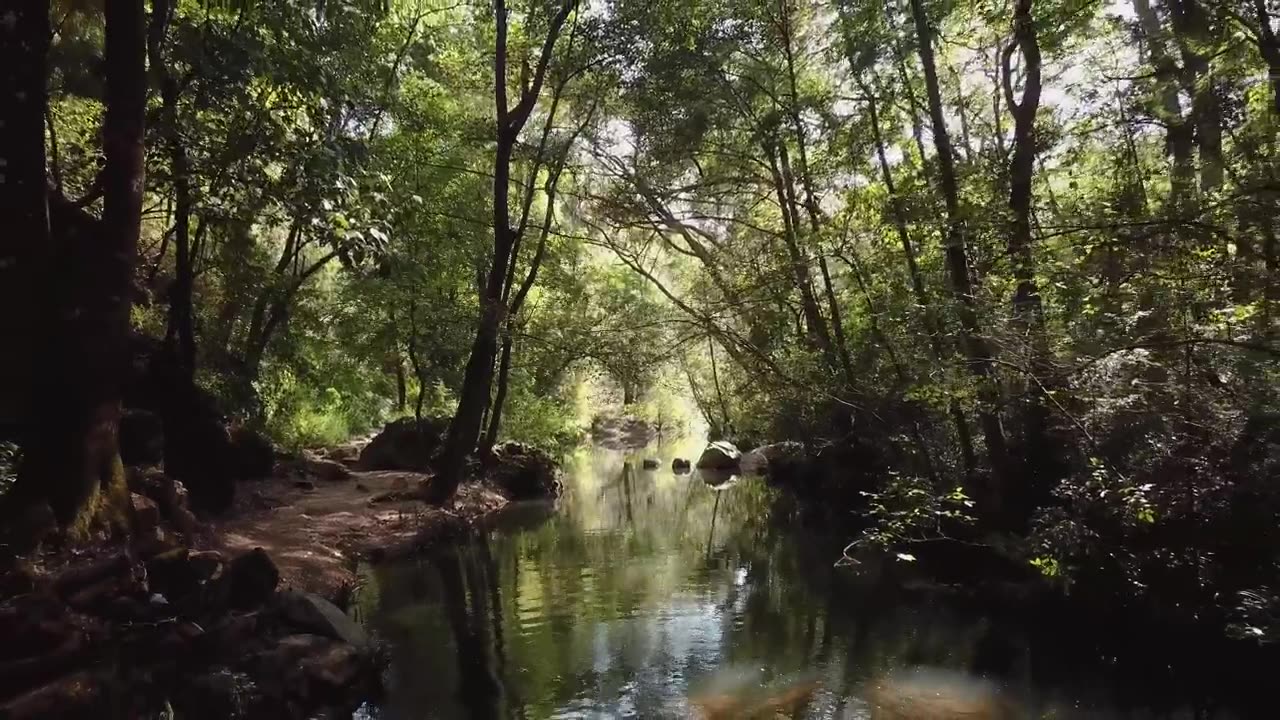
(356, 439, 1269, 720)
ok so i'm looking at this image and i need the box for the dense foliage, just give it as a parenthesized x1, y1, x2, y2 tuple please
(3, 0, 1280, 638)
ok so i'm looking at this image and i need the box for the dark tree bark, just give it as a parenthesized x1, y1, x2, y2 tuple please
(1167, 0, 1224, 194)
(12, 0, 148, 529)
(1133, 0, 1196, 208)
(909, 0, 1012, 506)
(0, 1, 51, 440)
(406, 303, 429, 423)
(148, 0, 196, 378)
(1004, 0, 1044, 330)
(430, 0, 576, 503)
(1251, 0, 1280, 119)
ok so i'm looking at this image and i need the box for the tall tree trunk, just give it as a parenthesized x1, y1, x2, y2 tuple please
(861, 76, 977, 473)
(764, 136, 834, 364)
(909, 0, 1012, 506)
(1168, 0, 1223, 194)
(0, 0, 51, 445)
(149, 0, 196, 378)
(14, 0, 147, 530)
(395, 355, 408, 412)
(1005, 0, 1044, 331)
(1133, 0, 1195, 209)
(777, 2, 856, 390)
(431, 0, 576, 503)
(1252, 0, 1280, 120)
(1004, 0, 1054, 511)
(482, 334, 516, 454)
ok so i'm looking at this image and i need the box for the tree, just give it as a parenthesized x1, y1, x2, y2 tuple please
(6, 0, 148, 532)
(429, 0, 580, 503)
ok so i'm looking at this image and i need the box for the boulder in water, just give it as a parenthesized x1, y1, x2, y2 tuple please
(742, 441, 808, 478)
(696, 441, 741, 471)
(487, 442, 561, 500)
(358, 417, 448, 471)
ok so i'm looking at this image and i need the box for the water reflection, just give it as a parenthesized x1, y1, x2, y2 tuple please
(361, 445, 1256, 719)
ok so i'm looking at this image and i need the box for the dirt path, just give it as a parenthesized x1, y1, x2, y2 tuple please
(209, 467, 509, 597)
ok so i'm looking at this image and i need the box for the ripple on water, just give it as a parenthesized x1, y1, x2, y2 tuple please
(362, 446, 1261, 720)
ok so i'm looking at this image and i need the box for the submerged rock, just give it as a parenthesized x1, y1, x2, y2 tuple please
(864, 666, 1021, 719)
(487, 442, 561, 500)
(696, 441, 741, 471)
(358, 417, 449, 472)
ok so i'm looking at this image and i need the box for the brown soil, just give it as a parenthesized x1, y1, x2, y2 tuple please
(208, 467, 510, 598)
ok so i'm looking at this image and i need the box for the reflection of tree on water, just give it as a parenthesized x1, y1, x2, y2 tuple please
(431, 537, 516, 720)
(705, 489, 722, 563)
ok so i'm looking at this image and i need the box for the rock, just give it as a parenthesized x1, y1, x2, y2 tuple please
(742, 441, 808, 478)
(208, 613, 260, 657)
(325, 444, 361, 466)
(303, 454, 352, 482)
(641, 458, 660, 470)
(165, 412, 236, 513)
(697, 469, 739, 490)
(487, 442, 561, 500)
(672, 458, 692, 474)
(864, 667, 1022, 720)
(294, 480, 316, 491)
(129, 493, 161, 533)
(696, 441, 741, 471)
(146, 548, 200, 600)
(0, 670, 106, 720)
(226, 548, 279, 610)
(128, 469, 199, 534)
(300, 640, 363, 691)
(119, 409, 164, 466)
(172, 668, 250, 720)
(358, 417, 449, 472)
(277, 591, 369, 647)
(229, 426, 275, 480)
(188, 550, 226, 581)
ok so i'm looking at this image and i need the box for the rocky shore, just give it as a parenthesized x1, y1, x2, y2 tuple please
(0, 417, 562, 719)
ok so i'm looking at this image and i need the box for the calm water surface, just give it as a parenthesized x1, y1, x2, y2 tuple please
(358, 443, 1258, 719)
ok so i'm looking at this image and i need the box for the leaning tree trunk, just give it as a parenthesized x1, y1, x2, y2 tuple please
(909, 0, 1012, 511)
(12, 0, 147, 532)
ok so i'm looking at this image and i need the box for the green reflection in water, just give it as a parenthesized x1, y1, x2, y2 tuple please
(360, 444, 1246, 720)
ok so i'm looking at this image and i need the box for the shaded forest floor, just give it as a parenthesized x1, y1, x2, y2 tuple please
(212, 464, 510, 598)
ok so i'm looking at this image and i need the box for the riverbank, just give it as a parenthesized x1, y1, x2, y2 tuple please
(0, 426, 561, 719)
